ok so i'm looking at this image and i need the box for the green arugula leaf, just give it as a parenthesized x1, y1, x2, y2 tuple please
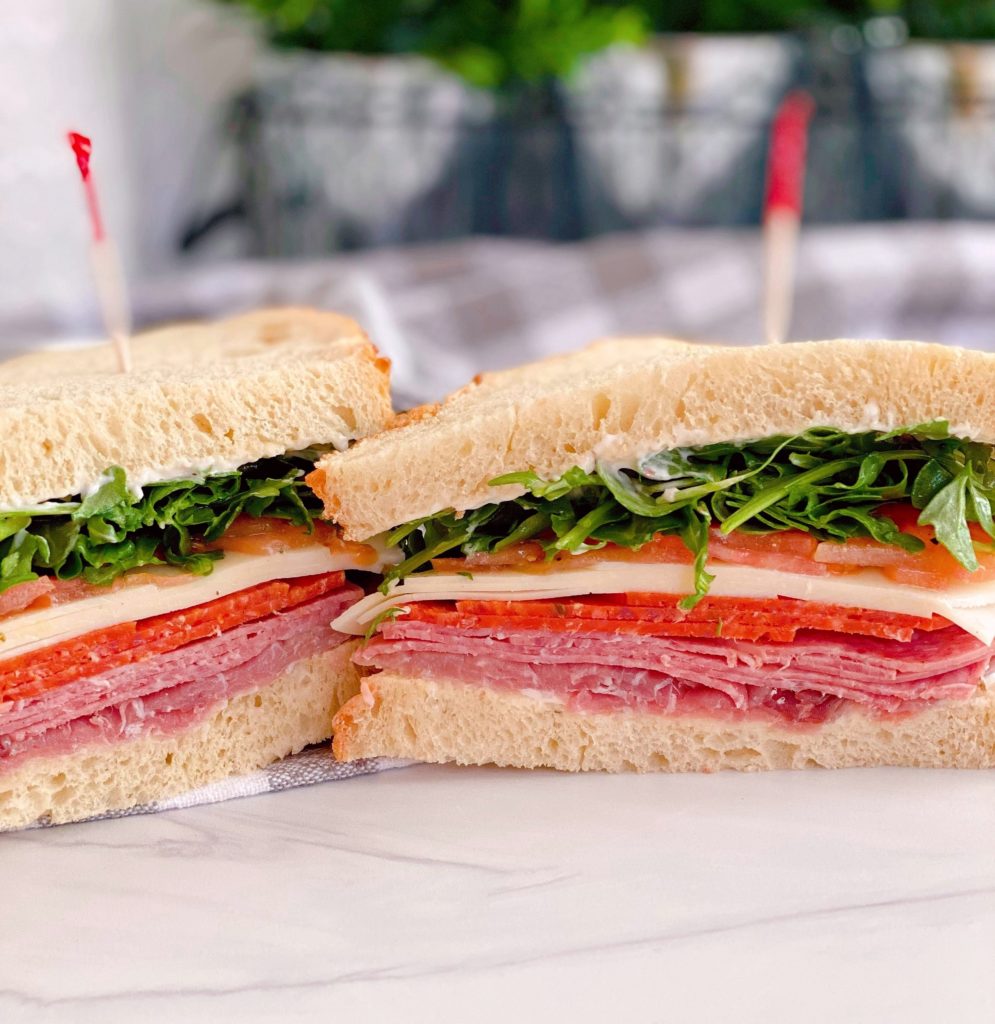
(677, 508, 714, 611)
(548, 500, 619, 554)
(638, 448, 725, 483)
(968, 481, 995, 541)
(919, 472, 978, 570)
(490, 467, 598, 500)
(0, 514, 31, 544)
(911, 458, 955, 509)
(74, 466, 132, 520)
(596, 463, 668, 517)
(0, 448, 326, 594)
(380, 520, 474, 591)
(881, 420, 950, 441)
(492, 511, 550, 552)
(385, 426, 995, 606)
(0, 530, 49, 589)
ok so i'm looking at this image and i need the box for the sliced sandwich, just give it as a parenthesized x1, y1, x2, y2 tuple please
(316, 338, 995, 772)
(0, 308, 393, 828)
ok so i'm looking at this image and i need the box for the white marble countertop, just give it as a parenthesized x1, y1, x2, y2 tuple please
(3, 763, 995, 1023)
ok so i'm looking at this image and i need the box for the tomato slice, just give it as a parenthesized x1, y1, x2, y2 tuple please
(815, 540, 989, 589)
(432, 529, 826, 575)
(708, 530, 829, 576)
(585, 534, 694, 564)
(813, 504, 995, 588)
(207, 515, 378, 566)
(430, 502, 995, 591)
(208, 515, 319, 555)
(0, 578, 54, 618)
(814, 538, 908, 568)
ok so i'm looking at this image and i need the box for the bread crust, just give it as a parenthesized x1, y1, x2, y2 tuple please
(332, 674, 995, 772)
(0, 641, 362, 830)
(312, 337, 995, 540)
(0, 308, 393, 508)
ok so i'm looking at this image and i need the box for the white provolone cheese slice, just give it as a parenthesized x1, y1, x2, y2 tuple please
(333, 560, 995, 645)
(0, 539, 397, 664)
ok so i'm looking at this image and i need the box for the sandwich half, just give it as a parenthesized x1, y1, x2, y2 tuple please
(0, 308, 393, 828)
(315, 337, 995, 772)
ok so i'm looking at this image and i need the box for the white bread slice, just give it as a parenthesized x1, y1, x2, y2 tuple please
(0, 307, 392, 509)
(311, 337, 995, 540)
(0, 641, 362, 830)
(332, 674, 995, 772)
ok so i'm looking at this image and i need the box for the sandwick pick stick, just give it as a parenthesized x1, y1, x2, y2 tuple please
(67, 131, 133, 373)
(762, 91, 814, 345)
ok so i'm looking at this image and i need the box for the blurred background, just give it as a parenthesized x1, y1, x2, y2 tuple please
(6, 1, 995, 400)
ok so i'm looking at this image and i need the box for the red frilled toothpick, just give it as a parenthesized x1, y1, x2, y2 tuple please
(762, 91, 814, 345)
(68, 131, 132, 373)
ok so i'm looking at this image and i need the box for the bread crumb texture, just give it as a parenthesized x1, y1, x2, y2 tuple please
(0, 308, 392, 507)
(333, 674, 995, 772)
(0, 641, 361, 830)
(314, 337, 995, 539)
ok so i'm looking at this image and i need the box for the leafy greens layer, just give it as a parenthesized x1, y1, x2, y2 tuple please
(0, 449, 327, 594)
(384, 424, 995, 608)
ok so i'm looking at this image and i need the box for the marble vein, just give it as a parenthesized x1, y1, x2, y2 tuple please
(6, 882, 993, 1013)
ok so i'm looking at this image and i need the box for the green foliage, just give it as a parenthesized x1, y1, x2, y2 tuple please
(634, 1, 995, 37)
(217, 0, 648, 87)
(419, 0, 647, 88)
(0, 450, 325, 594)
(639, 0, 839, 33)
(897, 1, 995, 40)
(384, 424, 995, 607)
(219, 0, 434, 55)
(220, 0, 995, 69)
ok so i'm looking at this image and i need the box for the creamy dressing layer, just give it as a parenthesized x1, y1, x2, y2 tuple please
(2, 435, 354, 513)
(113, 438, 352, 497)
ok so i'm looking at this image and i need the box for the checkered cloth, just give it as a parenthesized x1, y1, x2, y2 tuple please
(24, 751, 410, 829)
(135, 222, 995, 406)
(17, 222, 995, 825)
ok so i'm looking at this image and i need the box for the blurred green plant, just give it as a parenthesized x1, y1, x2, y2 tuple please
(219, 0, 431, 55)
(219, 0, 995, 84)
(894, 1, 995, 40)
(218, 0, 649, 88)
(643, 0, 995, 37)
(639, 0, 850, 33)
(639, 1, 995, 36)
(420, 0, 647, 88)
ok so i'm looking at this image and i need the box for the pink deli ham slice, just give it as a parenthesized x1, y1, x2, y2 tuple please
(0, 586, 358, 773)
(356, 620, 994, 724)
